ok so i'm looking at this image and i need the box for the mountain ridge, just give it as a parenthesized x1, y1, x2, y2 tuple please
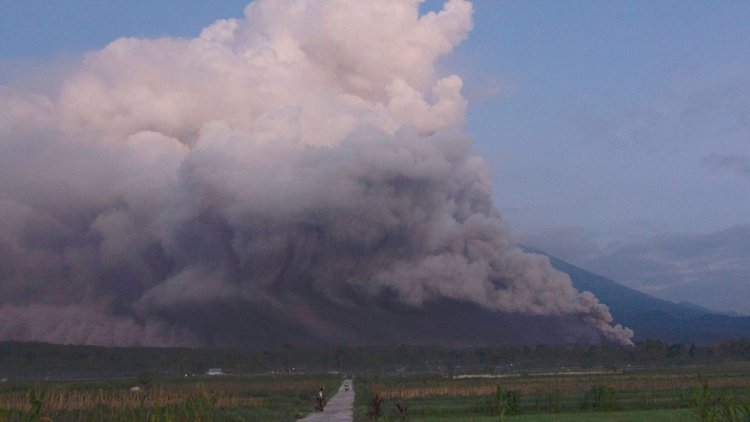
(530, 248, 750, 344)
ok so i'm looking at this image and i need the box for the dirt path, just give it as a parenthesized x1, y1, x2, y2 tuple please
(297, 379, 354, 422)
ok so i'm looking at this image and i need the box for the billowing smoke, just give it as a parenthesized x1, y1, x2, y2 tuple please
(0, 0, 633, 347)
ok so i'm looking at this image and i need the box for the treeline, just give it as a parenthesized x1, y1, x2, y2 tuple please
(337, 339, 750, 374)
(1, 339, 750, 379)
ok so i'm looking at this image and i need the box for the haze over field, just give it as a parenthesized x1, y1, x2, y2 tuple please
(0, 0, 634, 347)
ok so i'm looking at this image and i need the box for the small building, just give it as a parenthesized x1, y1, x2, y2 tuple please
(207, 368, 224, 376)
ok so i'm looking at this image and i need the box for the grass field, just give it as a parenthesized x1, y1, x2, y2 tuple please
(0, 374, 340, 421)
(353, 363, 750, 422)
(2, 362, 750, 421)
(407, 408, 699, 421)
(508, 408, 698, 421)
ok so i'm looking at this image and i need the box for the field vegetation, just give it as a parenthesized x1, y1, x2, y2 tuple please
(0, 375, 339, 421)
(354, 363, 750, 421)
(2, 339, 750, 420)
(3, 339, 750, 378)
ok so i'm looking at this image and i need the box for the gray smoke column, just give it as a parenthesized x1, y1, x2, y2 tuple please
(0, 0, 633, 347)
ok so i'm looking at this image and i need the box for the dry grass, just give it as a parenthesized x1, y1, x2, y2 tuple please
(0, 385, 265, 411)
(0, 375, 342, 420)
(371, 372, 750, 400)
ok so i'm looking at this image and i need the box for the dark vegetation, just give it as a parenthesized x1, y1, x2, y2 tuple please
(2, 339, 750, 379)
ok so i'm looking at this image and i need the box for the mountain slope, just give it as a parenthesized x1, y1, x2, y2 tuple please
(535, 249, 750, 344)
(138, 250, 750, 348)
(187, 249, 750, 348)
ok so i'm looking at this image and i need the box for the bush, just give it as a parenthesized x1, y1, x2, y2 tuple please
(581, 385, 619, 411)
(689, 378, 750, 422)
(394, 402, 410, 421)
(492, 386, 522, 416)
(367, 393, 383, 421)
(690, 377, 718, 421)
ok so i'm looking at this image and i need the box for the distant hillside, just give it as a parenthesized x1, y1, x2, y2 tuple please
(532, 249, 750, 344)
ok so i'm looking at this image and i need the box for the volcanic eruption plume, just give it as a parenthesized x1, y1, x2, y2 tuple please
(0, 0, 633, 347)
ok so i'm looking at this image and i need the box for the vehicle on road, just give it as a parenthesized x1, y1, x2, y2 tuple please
(315, 387, 326, 411)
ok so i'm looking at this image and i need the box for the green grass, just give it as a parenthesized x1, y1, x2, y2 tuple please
(353, 365, 750, 422)
(407, 408, 699, 421)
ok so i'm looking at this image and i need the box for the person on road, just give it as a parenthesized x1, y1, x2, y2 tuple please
(316, 386, 326, 411)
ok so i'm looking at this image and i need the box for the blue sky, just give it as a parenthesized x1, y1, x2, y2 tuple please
(2, 0, 749, 313)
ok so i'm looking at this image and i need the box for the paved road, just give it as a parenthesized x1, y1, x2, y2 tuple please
(298, 379, 354, 422)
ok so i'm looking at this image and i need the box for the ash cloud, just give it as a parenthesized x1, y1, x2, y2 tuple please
(0, 0, 632, 347)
